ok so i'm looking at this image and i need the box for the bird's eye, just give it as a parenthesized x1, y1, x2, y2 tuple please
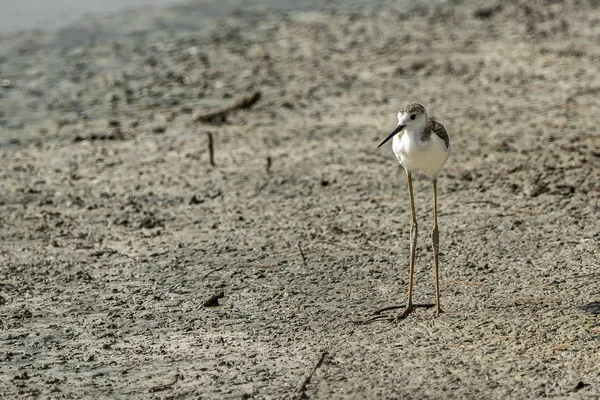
(410, 114, 416, 120)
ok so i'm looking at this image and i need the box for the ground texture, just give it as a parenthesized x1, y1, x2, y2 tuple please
(1, 0, 599, 398)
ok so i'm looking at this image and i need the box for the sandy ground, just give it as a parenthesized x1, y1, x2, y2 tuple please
(0, 0, 181, 35)
(1, 0, 599, 398)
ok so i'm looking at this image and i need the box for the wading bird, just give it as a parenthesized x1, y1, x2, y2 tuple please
(377, 102, 450, 321)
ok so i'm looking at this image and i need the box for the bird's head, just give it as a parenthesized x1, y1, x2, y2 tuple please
(378, 102, 428, 148)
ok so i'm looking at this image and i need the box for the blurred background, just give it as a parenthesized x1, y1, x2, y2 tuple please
(0, 0, 181, 34)
(0, 0, 436, 35)
(0, 0, 437, 140)
(4, 0, 373, 34)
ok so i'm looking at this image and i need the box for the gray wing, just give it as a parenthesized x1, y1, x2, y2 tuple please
(430, 119, 450, 149)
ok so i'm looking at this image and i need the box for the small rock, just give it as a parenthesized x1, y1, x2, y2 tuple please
(189, 195, 204, 205)
(474, 5, 502, 19)
(13, 372, 30, 380)
(579, 302, 600, 315)
(203, 291, 224, 307)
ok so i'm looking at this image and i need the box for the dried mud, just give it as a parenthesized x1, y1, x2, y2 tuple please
(1, 0, 599, 398)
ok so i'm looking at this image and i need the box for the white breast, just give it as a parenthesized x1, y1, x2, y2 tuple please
(392, 130, 450, 180)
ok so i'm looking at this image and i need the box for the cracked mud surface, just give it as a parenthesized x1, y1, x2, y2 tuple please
(1, 0, 599, 398)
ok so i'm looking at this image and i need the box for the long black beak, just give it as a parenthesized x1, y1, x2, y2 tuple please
(377, 124, 405, 148)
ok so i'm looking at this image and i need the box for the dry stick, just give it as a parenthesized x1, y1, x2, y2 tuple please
(566, 272, 600, 280)
(464, 200, 502, 207)
(202, 266, 225, 282)
(195, 91, 261, 124)
(203, 291, 225, 307)
(254, 156, 273, 195)
(148, 374, 181, 393)
(373, 303, 436, 315)
(266, 156, 272, 174)
(454, 281, 488, 286)
(296, 350, 328, 400)
(298, 242, 308, 268)
(499, 208, 541, 217)
(207, 132, 216, 166)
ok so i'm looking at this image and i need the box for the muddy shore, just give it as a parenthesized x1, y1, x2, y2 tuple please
(1, 0, 599, 398)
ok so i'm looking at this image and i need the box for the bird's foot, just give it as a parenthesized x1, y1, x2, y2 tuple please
(357, 303, 435, 325)
(434, 307, 444, 317)
(390, 304, 415, 322)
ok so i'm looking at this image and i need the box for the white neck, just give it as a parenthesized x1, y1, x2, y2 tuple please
(405, 119, 427, 136)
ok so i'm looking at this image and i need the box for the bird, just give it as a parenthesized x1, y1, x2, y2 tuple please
(377, 102, 450, 321)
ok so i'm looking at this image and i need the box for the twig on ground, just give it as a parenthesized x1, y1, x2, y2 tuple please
(266, 156, 272, 174)
(203, 291, 224, 307)
(464, 200, 501, 207)
(202, 266, 225, 282)
(296, 349, 328, 399)
(298, 242, 308, 268)
(566, 272, 600, 280)
(195, 91, 261, 124)
(499, 208, 541, 217)
(207, 132, 215, 166)
(90, 248, 119, 258)
(454, 281, 488, 286)
(373, 303, 436, 314)
(149, 250, 169, 257)
(148, 374, 182, 393)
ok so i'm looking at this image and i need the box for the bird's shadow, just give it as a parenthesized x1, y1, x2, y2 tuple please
(355, 303, 436, 325)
